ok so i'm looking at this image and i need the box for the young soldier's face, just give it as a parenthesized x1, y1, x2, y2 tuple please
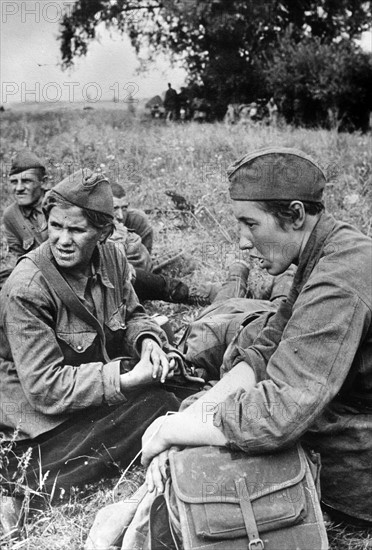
(9, 169, 45, 206)
(233, 200, 301, 275)
(113, 197, 127, 223)
(48, 205, 105, 275)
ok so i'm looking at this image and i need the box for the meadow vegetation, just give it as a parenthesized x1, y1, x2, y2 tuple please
(0, 108, 371, 549)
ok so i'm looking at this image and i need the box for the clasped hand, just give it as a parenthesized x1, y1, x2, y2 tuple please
(133, 338, 176, 385)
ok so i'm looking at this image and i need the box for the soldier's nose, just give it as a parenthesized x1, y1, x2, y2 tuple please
(58, 229, 72, 246)
(239, 236, 253, 250)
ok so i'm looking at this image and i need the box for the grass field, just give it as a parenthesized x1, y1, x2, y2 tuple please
(0, 107, 371, 549)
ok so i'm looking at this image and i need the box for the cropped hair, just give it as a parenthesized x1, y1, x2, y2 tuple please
(34, 166, 47, 181)
(111, 182, 126, 199)
(43, 190, 115, 236)
(256, 200, 324, 229)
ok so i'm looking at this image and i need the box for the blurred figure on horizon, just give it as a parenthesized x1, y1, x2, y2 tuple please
(163, 82, 179, 121)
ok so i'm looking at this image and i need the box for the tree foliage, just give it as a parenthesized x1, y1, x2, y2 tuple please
(59, 0, 372, 126)
(264, 36, 372, 130)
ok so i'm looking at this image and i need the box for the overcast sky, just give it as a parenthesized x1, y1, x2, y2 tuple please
(0, 1, 187, 105)
(1, 1, 371, 106)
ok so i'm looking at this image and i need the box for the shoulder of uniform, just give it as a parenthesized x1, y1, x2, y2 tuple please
(2, 201, 20, 222)
(99, 241, 126, 265)
(1, 256, 42, 299)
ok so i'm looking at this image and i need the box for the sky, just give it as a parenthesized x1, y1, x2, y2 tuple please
(0, 1, 187, 105)
(1, 1, 371, 106)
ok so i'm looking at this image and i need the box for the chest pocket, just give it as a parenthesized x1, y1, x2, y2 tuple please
(106, 303, 127, 332)
(57, 330, 97, 353)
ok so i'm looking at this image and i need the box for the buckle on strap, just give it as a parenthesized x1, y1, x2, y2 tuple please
(234, 478, 265, 550)
(248, 539, 264, 550)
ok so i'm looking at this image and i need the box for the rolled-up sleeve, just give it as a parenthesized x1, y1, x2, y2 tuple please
(214, 279, 371, 453)
(102, 360, 127, 404)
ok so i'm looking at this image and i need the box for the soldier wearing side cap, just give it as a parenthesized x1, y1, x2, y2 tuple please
(133, 146, 372, 541)
(1, 151, 200, 305)
(3, 150, 49, 257)
(0, 169, 181, 534)
(2, 150, 153, 270)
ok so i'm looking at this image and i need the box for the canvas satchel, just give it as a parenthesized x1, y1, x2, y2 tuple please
(151, 444, 328, 550)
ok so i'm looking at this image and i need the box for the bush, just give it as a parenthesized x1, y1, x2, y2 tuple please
(264, 35, 372, 131)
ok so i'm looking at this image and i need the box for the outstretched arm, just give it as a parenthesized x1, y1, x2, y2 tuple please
(141, 361, 257, 468)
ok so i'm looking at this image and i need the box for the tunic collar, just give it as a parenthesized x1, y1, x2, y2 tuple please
(63, 245, 115, 298)
(19, 195, 45, 219)
(291, 211, 338, 300)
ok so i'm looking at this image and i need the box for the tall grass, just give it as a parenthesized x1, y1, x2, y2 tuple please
(0, 108, 371, 549)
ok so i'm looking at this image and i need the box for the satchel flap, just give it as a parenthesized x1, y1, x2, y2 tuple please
(170, 445, 306, 504)
(170, 445, 308, 538)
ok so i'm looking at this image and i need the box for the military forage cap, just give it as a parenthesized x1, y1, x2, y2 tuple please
(228, 147, 326, 202)
(9, 149, 46, 176)
(52, 168, 114, 217)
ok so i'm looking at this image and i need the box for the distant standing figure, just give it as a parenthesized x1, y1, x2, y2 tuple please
(224, 103, 239, 124)
(267, 97, 279, 126)
(178, 87, 191, 121)
(163, 83, 178, 121)
(249, 102, 258, 122)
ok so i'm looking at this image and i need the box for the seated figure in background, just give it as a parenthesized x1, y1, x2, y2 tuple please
(3, 150, 48, 257)
(111, 182, 154, 254)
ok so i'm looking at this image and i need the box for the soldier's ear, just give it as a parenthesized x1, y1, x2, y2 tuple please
(41, 175, 49, 189)
(289, 201, 306, 229)
(99, 224, 114, 243)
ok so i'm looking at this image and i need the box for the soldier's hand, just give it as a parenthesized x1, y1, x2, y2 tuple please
(145, 447, 180, 493)
(120, 340, 175, 392)
(140, 338, 175, 383)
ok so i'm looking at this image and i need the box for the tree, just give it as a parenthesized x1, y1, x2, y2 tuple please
(59, 1, 372, 118)
(264, 36, 372, 130)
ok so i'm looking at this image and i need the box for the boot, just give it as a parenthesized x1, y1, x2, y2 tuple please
(133, 269, 189, 303)
(187, 261, 251, 307)
(163, 277, 190, 303)
(187, 282, 222, 306)
(212, 260, 251, 303)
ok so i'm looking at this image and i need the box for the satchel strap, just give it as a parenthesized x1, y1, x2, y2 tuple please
(235, 479, 264, 550)
(29, 243, 111, 363)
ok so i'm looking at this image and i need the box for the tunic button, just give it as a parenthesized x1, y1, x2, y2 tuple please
(120, 323, 125, 328)
(77, 345, 82, 351)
